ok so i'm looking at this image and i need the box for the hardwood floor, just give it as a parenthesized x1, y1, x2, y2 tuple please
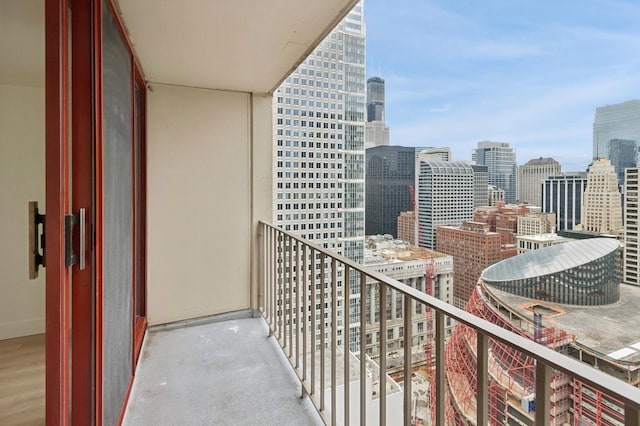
(0, 334, 45, 426)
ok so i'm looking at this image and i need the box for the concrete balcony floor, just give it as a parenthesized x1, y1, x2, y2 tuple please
(123, 314, 324, 426)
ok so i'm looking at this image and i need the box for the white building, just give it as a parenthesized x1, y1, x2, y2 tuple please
(416, 157, 476, 249)
(363, 236, 455, 360)
(516, 233, 570, 255)
(624, 167, 640, 286)
(517, 157, 561, 205)
(273, 2, 366, 349)
(577, 158, 623, 236)
(517, 212, 556, 236)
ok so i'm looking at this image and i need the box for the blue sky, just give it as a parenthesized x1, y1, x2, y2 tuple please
(364, 0, 640, 171)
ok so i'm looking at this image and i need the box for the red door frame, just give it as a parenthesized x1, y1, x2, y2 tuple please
(44, 0, 70, 423)
(45, 0, 147, 423)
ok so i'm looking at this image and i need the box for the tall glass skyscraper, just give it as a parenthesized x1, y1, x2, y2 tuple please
(472, 141, 517, 204)
(273, 2, 365, 349)
(366, 76, 385, 122)
(593, 99, 640, 160)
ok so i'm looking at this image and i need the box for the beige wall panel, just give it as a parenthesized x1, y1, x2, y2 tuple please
(147, 84, 251, 325)
(0, 84, 45, 339)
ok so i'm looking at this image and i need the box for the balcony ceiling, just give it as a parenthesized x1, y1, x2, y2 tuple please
(116, 0, 358, 94)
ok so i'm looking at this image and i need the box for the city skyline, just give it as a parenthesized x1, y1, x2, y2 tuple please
(365, 0, 640, 171)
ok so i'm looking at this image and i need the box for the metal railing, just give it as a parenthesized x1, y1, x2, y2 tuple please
(258, 221, 640, 425)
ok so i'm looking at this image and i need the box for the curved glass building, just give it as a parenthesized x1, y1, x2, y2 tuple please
(436, 237, 634, 426)
(481, 238, 620, 305)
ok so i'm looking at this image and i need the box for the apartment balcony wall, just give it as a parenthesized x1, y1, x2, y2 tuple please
(146, 84, 272, 325)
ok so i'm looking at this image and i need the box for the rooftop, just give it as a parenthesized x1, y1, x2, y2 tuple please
(482, 237, 619, 282)
(485, 284, 640, 366)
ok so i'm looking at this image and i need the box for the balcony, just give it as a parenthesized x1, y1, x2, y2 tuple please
(121, 222, 640, 426)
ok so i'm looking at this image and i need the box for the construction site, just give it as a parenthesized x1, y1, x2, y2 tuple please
(429, 238, 640, 426)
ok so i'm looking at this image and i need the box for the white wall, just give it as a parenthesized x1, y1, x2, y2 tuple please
(0, 84, 45, 339)
(147, 84, 272, 325)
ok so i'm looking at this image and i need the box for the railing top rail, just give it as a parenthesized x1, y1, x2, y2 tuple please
(259, 221, 640, 409)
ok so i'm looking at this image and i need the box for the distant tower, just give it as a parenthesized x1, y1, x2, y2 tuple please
(366, 77, 385, 122)
(472, 141, 517, 204)
(416, 157, 476, 249)
(624, 167, 640, 286)
(593, 99, 640, 160)
(517, 157, 561, 205)
(471, 165, 489, 207)
(608, 138, 637, 184)
(365, 145, 418, 236)
(579, 158, 622, 235)
(365, 77, 390, 148)
(542, 172, 587, 231)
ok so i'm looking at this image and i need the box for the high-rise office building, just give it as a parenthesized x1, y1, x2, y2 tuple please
(366, 76, 384, 122)
(579, 158, 622, 235)
(517, 157, 561, 205)
(416, 158, 475, 249)
(364, 77, 389, 148)
(624, 168, 640, 286)
(471, 164, 489, 207)
(472, 141, 517, 204)
(609, 138, 637, 184)
(365, 145, 416, 237)
(542, 173, 587, 231)
(592, 99, 640, 160)
(436, 222, 504, 309)
(397, 211, 416, 244)
(273, 2, 365, 348)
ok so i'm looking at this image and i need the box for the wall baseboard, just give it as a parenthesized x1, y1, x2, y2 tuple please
(0, 318, 45, 340)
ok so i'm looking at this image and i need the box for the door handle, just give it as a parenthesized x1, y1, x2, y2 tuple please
(79, 208, 86, 270)
(64, 208, 87, 270)
(28, 201, 46, 279)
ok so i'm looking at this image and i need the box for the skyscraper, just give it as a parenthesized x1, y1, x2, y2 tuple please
(624, 167, 639, 286)
(578, 158, 623, 235)
(592, 99, 640, 160)
(542, 173, 587, 231)
(517, 157, 561, 205)
(471, 164, 489, 208)
(366, 76, 385, 122)
(416, 157, 475, 249)
(609, 138, 637, 184)
(273, 2, 365, 347)
(472, 141, 517, 204)
(365, 145, 416, 237)
(364, 77, 389, 148)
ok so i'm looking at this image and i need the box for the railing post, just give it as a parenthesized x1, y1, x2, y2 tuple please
(310, 248, 316, 398)
(435, 311, 445, 426)
(320, 252, 326, 412)
(295, 239, 300, 370)
(344, 266, 350, 426)
(287, 235, 293, 355)
(477, 332, 488, 426)
(379, 283, 387, 426)
(331, 257, 337, 426)
(302, 242, 308, 397)
(360, 272, 367, 426)
(403, 296, 412, 426)
(626, 402, 640, 426)
(535, 361, 550, 426)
